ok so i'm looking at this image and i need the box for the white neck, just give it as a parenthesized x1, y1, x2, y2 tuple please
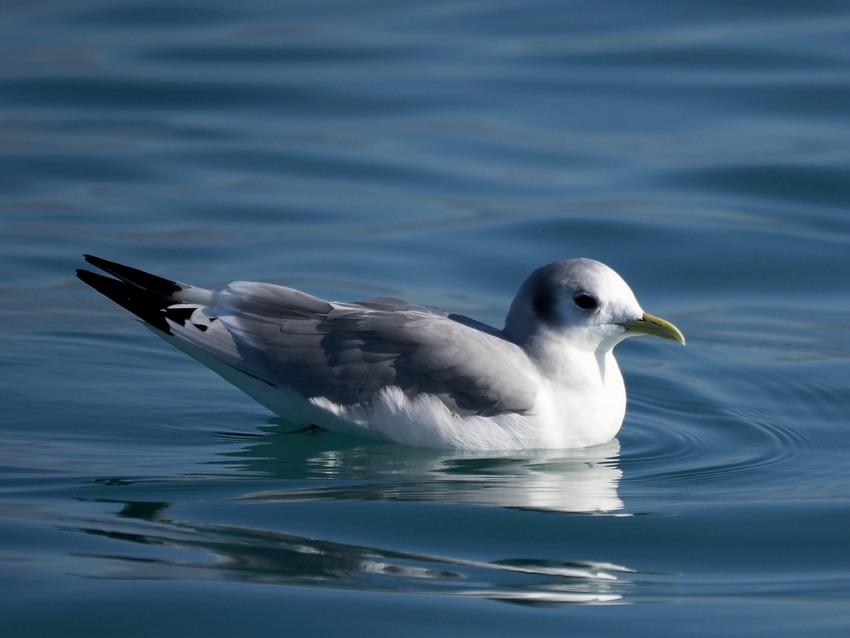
(523, 332, 626, 447)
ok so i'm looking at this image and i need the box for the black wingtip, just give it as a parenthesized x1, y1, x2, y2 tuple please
(81, 254, 185, 297)
(77, 259, 175, 334)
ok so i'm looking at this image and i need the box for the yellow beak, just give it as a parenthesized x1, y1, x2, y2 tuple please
(620, 312, 685, 345)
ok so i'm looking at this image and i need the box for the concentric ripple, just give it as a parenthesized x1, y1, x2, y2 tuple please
(620, 347, 850, 498)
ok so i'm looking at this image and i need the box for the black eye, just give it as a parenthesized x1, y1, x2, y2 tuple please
(573, 293, 598, 311)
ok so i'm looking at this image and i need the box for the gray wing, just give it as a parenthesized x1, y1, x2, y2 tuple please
(169, 281, 538, 416)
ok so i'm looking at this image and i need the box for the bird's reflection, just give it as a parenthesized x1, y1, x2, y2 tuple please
(72, 426, 644, 606)
(78, 499, 633, 605)
(224, 421, 624, 514)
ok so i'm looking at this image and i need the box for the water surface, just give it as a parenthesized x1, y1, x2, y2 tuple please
(2, 1, 850, 636)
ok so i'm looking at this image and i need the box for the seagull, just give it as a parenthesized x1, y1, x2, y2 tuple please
(76, 255, 684, 450)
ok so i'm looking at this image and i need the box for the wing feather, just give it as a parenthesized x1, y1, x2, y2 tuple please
(198, 283, 539, 415)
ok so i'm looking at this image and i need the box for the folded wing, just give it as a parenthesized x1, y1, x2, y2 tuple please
(192, 283, 538, 416)
(77, 257, 539, 417)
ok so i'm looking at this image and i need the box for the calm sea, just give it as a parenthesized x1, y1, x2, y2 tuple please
(2, 1, 850, 635)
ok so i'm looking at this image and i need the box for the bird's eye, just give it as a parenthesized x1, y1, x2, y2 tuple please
(573, 293, 599, 311)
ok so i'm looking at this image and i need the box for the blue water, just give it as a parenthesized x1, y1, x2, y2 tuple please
(3, 0, 850, 635)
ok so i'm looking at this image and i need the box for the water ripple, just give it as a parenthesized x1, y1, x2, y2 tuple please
(621, 355, 850, 497)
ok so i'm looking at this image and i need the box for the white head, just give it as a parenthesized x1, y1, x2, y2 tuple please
(503, 258, 684, 352)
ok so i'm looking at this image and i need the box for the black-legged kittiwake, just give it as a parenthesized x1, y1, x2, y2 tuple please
(76, 255, 684, 450)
